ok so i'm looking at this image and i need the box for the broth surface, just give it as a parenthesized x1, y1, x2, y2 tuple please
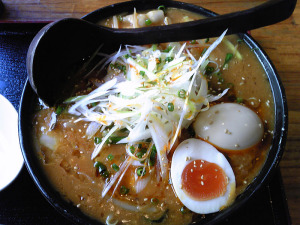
(33, 7, 274, 225)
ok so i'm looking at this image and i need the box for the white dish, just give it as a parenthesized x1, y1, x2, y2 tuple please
(0, 94, 24, 191)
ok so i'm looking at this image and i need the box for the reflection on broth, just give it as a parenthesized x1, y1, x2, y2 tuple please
(33, 7, 274, 225)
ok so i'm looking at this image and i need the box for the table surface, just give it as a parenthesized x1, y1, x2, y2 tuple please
(0, 0, 299, 224)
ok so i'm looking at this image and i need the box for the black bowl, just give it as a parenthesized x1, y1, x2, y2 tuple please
(19, 0, 288, 224)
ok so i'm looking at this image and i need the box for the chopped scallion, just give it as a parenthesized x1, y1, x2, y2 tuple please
(151, 198, 159, 204)
(178, 89, 186, 98)
(107, 154, 114, 161)
(223, 53, 233, 68)
(94, 137, 102, 144)
(167, 102, 174, 111)
(56, 105, 64, 115)
(165, 57, 174, 62)
(158, 5, 165, 11)
(201, 48, 207, 56)
(140, 71, 145, 76)
(205, 66, 215, 75)
(162, 46, 172, 53)
(120, 185, 129, 195)
(136, 167, 146, 176)
(130, 146, 135, 154)
(145, 19, 152, 26)
(112, 163, 120, 172)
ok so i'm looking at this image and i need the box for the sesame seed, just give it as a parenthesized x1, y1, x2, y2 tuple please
(201, 175, 204, 179)
(185, 156, 191, 161)
(74, 166, 78, 170)
(235, 144, 240, 148)
(204, 136, 209, 141)
(191, 169, 194, 172)
(201, 181, 204, 185)
(77, 204, 81, 208)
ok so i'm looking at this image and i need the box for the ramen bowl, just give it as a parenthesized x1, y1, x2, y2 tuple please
(19, 1, 288, 224)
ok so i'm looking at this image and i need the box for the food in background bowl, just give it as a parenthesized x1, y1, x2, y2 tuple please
(30, 6, 275, 225)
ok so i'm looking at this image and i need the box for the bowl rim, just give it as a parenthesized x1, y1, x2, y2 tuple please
(18, 1, 288, 224)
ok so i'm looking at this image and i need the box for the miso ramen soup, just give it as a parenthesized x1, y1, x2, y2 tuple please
(33, 7, 274, 225)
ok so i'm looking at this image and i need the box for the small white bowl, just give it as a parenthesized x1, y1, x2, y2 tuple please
(0, 94, 24, 191)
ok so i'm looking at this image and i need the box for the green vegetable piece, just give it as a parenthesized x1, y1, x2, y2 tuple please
(136, 151, 144, 159)
(237, 39, 243, 44)
(205, 38, 209, 43)
(165, 57, 174, 62)
(190, 40, 196, 44)
(140, 71, 145, 77)
(107, 136, 124, 144)
(94, 137, 102, 144)
(167, 102, 174, 112)
(120, 185, 130, 195)
(124, 54, 130, 59)
(152, 44, 157, 51)
(162, 46, 172, 53)
(55, 105, 64, 115)
(223, 53, 233, 68)
(91, 102, 97, 107)
(236, 97, 243, 103)
(130, 146, 135, 154)
(145, 19, 152, 26)
(94, 161, 101, 168)
(151, 198, 159, 204)
(158, 5, 165, 11)
(98, 162, 107, 173)
(107, 154, 114, 161)
(149, 145, 157, 166)
(137, 167, 146, 176)
(101, 170, 110, 178)
(205, 66, 215, 75)
(178, 89, 186, 98)
(201, 48, 207, 56)
(112, 163, 120, 172)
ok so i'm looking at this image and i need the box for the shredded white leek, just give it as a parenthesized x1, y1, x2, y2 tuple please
(66, 31, 229, 192)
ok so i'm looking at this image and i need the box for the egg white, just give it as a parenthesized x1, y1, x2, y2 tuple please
(193, 103, 263, 151)
(171, 139, 235, 214)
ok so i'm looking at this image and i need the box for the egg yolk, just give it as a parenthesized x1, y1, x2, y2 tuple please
(181, 160, 227, 201)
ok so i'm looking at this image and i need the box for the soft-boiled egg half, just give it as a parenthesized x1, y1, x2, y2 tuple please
(171, 139, 235, 214)
(193, 103, 263, 151)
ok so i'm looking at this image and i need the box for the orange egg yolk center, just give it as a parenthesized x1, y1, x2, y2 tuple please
(181, 159, 227, 201)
